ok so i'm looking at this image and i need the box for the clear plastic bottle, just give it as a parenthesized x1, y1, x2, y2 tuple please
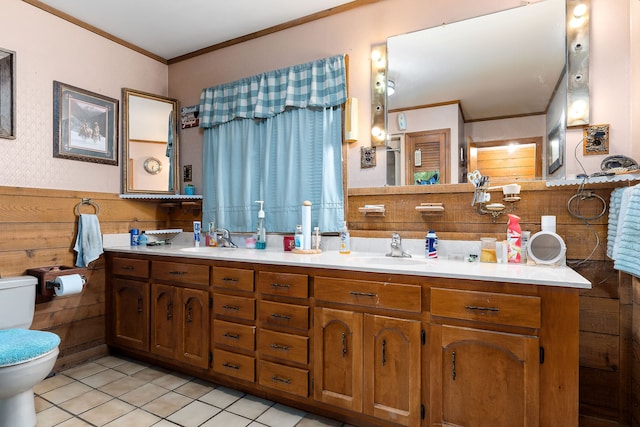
(137, 231, 148, 246)
(294, 225, 304, 250)
(255, 201, 266, 249)
(339, 221, 351, 254)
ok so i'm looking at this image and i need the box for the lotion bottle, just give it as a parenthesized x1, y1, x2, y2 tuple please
(255, 201, 266, 249)
(339, 221, 351, 254)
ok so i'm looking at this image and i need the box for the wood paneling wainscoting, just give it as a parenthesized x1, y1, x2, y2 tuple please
(347, 181, 634, 426)
(0, 186, 176, 370)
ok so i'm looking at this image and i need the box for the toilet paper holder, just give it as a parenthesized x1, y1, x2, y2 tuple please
(26, 266, 87, 303)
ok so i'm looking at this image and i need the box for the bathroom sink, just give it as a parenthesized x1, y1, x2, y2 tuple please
(355, 256, 425, 266)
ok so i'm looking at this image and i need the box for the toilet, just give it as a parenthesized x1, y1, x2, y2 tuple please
(0, 276, 60, 427)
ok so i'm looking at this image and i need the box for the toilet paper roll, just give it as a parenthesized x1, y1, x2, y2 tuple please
(53, 274, 84, 297)
(541, 215, 556, 233)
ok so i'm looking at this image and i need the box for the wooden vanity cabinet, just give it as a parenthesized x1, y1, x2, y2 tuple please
(150, 261, 210, 369)
(109, 257, 150, 352)
(313, 276, 423, 427)
(429, 287, 543, 427)
(211, 266, 257, 383)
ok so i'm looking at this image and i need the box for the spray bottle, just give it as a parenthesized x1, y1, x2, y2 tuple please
(255, 201, 266, 249)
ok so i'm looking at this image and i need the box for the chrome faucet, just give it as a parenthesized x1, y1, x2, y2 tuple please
(215, 228, 237, 248)
(386, 233, 411, 258)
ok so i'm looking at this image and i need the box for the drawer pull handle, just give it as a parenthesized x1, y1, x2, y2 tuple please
(222, 277, 238, 284)
(271, 313, 291, 320)
(464, 305, 499, 312)
(222, 362, 240, 370)
(121, 265, 134, 271)
(222, 305, 240, 311)
(270, 343, 290, 351)
(271, 375, 291, 384)
(271, 283, 290, 288)
(169, 271, 186, 276)
(224, 333, 240, 340)
(349, 291, 377, 297)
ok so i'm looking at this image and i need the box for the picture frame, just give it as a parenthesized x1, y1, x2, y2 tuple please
(53, 81, 119, 165)
(0, 47, 16, 139)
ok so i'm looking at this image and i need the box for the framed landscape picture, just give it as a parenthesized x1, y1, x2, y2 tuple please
(53, 81, 118, 165)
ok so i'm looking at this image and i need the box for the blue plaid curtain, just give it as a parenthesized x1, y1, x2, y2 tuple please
(199, 55, 347, 127)
(199, 55, 347, 234)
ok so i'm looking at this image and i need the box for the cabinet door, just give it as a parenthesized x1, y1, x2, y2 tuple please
(112, 278, 149, 351)
(313, 307, 363, 412)
(179, 288, 210, 369)
(151, 283, 178, 359)
(431, 324, 539, 427)
(363, 314, 421, 427)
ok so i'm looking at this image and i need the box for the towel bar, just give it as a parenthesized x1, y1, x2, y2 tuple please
(75, 198, 100, 215)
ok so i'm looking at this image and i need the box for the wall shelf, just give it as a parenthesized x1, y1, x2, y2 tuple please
(358, 205, 385, 216)
(415, 203, 444, 214)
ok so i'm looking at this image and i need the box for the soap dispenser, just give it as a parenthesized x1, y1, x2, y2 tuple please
(255, 200, 266, 249)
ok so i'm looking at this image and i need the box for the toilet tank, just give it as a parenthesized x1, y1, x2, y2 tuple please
(0, 276, 37, 329)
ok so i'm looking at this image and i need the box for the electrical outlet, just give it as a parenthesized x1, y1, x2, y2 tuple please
(183, 165, 193, 182)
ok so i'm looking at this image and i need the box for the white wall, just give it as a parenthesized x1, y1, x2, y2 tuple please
(0, 0, 168, 193)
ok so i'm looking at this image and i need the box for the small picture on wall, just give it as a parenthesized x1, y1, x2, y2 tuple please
(583, 124, 610, 156)
(180, 105, 200, 129)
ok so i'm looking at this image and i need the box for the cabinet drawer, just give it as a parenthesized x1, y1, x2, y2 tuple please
(213, 349, 255, 383)
(213, 293, 255, 321)
(431, 288, 541, 329)
(259, 329, 308, 365)
(259, 360, 308, 398)
(259, 300, 309, 331)
(314, 277, 421, 313)
(112, 257, 149, 279)
(152, 261, 209, 286)
(213, 320, 255, 352)
(258, 271, 308, 299)
(213, 267, 254, 292)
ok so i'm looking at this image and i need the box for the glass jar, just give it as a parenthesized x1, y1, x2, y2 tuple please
(480, 237, 497, 263)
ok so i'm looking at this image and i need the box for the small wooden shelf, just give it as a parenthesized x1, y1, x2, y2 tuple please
(358, 205, 385, 216)
(415, 203, 444, 214)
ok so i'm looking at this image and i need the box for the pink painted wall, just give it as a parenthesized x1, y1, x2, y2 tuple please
(0, 0, 168, 193)
(169, 0, 635, 189)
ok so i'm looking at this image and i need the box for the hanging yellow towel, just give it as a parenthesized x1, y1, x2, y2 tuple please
(74, 214, 103, 267)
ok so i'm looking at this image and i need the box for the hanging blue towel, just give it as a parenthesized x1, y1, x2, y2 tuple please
(614, 185, 640, 278)
(74, 214, 103, 267)
(607, 187, 625, 258)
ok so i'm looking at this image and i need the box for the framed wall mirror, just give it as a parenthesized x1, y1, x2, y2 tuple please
(0, 47, 16, 139)
(358, 0, 568, 188)
(121, 88, 179, 194)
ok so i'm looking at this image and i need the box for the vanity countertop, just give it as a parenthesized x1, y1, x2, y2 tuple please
(105, 244, 591, 289)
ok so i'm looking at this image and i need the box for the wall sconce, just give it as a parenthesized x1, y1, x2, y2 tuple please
(370, 43, 387, 147)
(567, 0, 590, 127)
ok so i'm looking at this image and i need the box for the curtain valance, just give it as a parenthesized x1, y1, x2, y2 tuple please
(199, 55, 347, 128)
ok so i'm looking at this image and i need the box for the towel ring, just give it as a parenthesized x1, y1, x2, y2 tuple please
(76, 198, 100, 216)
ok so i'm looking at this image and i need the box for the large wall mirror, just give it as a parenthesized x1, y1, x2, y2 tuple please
(364, 0, 568, 187)
(122, 88, 179, 194)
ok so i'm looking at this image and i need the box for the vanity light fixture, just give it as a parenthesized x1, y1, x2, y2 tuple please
(387, 80, 396, 96)
(567, 0, 590, 127)
(370, 43, 387, 147)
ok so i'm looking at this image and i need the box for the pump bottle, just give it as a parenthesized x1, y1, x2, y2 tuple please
(255, 201, 266, 249)
(339, 221, 351, 254)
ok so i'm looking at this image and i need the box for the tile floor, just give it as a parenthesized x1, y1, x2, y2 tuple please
(34, 355, 352, 427)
